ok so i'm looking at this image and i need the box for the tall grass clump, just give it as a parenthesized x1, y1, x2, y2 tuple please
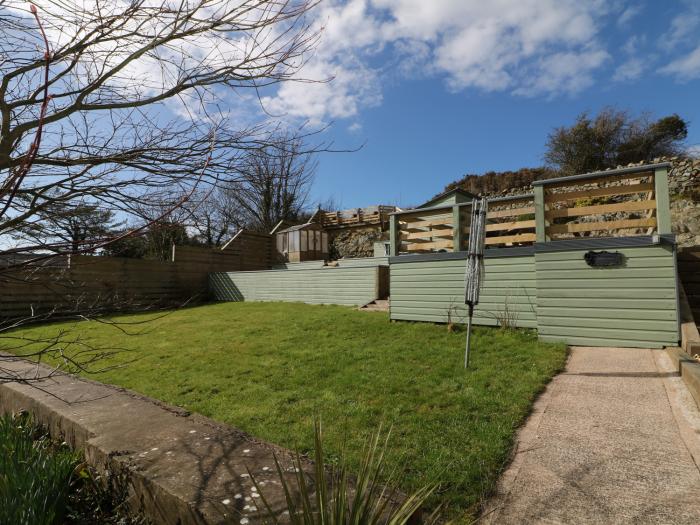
(253, 421, 438, 525)
(0, 412, 79, 525)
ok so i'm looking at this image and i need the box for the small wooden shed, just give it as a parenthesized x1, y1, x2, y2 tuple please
(275, 222, 328, 263)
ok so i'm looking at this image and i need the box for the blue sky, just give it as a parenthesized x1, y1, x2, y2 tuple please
(261, 1, 700, 209)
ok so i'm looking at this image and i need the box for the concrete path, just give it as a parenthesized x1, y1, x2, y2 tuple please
(484, 346, 700, 524)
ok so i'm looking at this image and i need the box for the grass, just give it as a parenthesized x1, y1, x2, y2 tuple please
(4, 302, 567, 520)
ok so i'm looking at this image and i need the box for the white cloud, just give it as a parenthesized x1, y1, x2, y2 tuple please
(516, 48, 610, 96)
(618, 5, 643, 27)
(376, 0, 608, 95)
(660, 45, 700, 79)
(262, 0, 616, 123)
(660, 11, 700, 52)
(687, 144, 700, 158)
(260, 57, 382, 126)
(433, 21, 516, 92)
(613, 57, 646, 82)
(20, 0, 688, 131)
(622, 35, 645, 55)
(656, 1, 700, 81)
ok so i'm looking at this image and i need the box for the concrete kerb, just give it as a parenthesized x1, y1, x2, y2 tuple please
(0, 356, 318, 525)
(678, 283, 700, 356)
(666, 347, 700, 409)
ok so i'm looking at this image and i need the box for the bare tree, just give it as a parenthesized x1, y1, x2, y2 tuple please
(224, 133, 316, 232)
(186, 189, 242, 247)
(127, 195, 197, 259)
(1, 0, 321, 256)
(0, 0, 324, 384)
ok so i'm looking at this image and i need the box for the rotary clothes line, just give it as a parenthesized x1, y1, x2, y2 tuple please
(464, 198, 488, 368)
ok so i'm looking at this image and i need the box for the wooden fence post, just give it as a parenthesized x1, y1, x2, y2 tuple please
(654, 166, 672, 235)
(389, 214, 398, 257)
(534, 185, 548, 242)
(452, 205, 463, 252)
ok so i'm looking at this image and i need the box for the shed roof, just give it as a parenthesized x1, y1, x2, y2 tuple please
(418, 188, 476, 208)
(275, 222, 322, 234)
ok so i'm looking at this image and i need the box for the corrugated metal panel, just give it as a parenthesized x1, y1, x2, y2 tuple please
(210, 266, 380, 306)
(536, 245, 679, 348)
(390, 255, 537, 327)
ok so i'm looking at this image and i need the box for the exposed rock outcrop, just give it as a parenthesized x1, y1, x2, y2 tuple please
(328, 227, 385, 259)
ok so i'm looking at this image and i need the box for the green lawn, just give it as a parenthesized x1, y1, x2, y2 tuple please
(4, 302, 567, 520)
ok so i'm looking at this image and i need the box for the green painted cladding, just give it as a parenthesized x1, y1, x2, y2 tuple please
(389, 244, 680, 348)
(272, 261, 325, 270)
(210, 266, 383, 306)
(333, 257, 390, 267)
(390, 255, 537, 328)
(535, 245, 679, 348)
(211, 237, 680, 348)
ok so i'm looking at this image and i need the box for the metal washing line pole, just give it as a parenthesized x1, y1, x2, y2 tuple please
(464, 198, 488, 368)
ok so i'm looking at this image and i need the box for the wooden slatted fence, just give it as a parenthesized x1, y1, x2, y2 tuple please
(390, 164, 670, 255)
(482, 195, 536, 247)
(0, 231, 272, 320)
(542, 169, 658, 239)
(318, 206, 396, 228)
(398, 209, 454, 253)
(394, 195, 537, 254)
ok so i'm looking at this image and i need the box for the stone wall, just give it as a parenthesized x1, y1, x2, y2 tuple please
(328, 226, 385, 259)
(668, 157, 700, 247)
(668, 156, 700, 197)
(482, 157, 699, 247)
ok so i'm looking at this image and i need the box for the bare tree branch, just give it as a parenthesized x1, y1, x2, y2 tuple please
(0, 0, 329, 386)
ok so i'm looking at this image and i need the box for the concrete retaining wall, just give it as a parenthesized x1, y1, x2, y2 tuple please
(0, 357, 319, 525)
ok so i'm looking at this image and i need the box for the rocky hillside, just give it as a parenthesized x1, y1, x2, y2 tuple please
(444, 166, 558, 195)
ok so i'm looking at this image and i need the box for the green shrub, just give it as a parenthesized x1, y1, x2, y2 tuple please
(0, 412, 79, 525)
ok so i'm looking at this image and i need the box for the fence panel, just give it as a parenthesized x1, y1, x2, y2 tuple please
(541, 169, 659, 240)
(210, 265, 385, 306)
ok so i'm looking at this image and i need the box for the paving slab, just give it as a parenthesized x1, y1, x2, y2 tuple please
(484, 346, 700, 524)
